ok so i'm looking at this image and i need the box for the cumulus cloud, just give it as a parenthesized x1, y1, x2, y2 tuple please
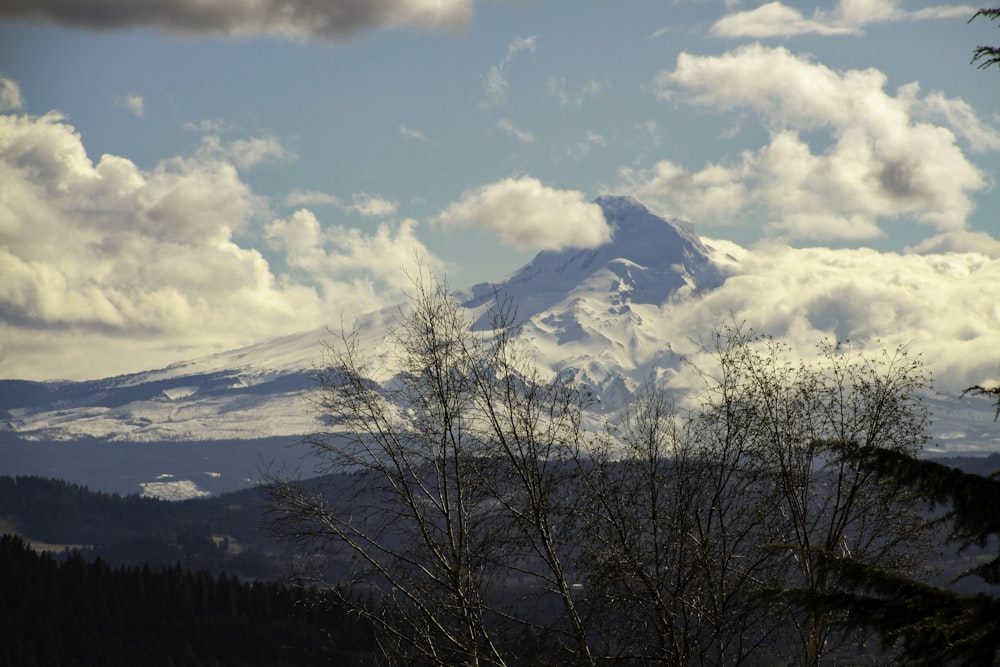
(664, 241, 1000, 395)
(348, 192, 397, 217)
(712, 0, 976, 38)
(620, 159, 750, 227)
(915, 89, 1000, 152)
(713, 2, 854, 38)
(482, 36, 537, 107)
(433, 176, 611, 251)
(906, 231, 1000, 258)
(266, 209, 444, 292)
(0, 0, 473, 42)
(632, 45, 988, 240)
(0, 111, 439, 380)
(1, 78, 24, 111)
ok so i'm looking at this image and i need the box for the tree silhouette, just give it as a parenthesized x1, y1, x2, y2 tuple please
(970, 8, 1000, 71)
(963, 384, 1000, 421)
(778, 445, 1000, 666)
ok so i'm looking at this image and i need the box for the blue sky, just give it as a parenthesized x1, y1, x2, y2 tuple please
(1, 0, 999, 385)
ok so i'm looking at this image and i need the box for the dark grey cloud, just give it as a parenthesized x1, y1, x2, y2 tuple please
(0, 0, 472, 41)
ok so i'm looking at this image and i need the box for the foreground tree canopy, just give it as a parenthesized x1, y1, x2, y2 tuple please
(971, 8, 1000, 71)
(964, 384, 1000, 421)
(780, 445, 1000, 667)
(267, 274, 938, 666)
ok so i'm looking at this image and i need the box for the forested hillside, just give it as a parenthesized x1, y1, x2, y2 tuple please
(0, 534, 376, 666)
(0, 476, 283, 579)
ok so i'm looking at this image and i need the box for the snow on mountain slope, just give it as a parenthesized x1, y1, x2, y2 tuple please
(2, 194, 996, 495)
(456, 195, 727, 411)
(459, 195, 723, 319)
(2, 195, 721, 442)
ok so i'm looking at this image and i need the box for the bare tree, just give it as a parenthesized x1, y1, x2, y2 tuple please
(267, 282, 932, 666)
(266, 275, 597, 665)
(694, 325, 933, 666)
(267, 276, 509, 667)
(465, 299, 599, 666)
(579, 379, 791, 665)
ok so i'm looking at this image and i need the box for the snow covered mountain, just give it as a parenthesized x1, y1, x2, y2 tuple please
(1, 196, 995, 496)
(1, 196, 720, 443)
(457, 194, 726, 410)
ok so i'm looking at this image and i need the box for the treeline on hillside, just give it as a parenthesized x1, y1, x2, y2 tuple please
(923, 452, 1000, 476)
(0, 476, 284, 579)
(0, 534, 377, 667)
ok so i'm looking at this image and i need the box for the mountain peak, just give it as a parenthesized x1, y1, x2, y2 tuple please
(450, 195, 725, 412)
(459, 194, 723, 320)
(593, 194, 711, 270)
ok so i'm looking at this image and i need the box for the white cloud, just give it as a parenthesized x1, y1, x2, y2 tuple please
(284, 189, 339, 207)
(0, 78, 24, 111)
(916, 89, 1000, 153)
(0, 0, 473, 42)
(433, 176, 611, 251)
(636, 45, 987, 240)
(666, 240, 1000, 395)
(264, 211, 449, 329)
(231, 137, 292, 169)
(481, 35, 537, 107)
(713, 1, 854, 38)
(619, 159, 750, 226)
(906, 231, 1000, 258)
(116, 94, 145, 117)
(267, 210, 444, 293)
(496, 118, 535, 143)
(348, 192, 397, 217)
(0, 111, 441, 381)
(197, 135, 294, 170)
(712, 0, 977, 38)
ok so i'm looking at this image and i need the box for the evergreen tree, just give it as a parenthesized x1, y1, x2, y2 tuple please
(971, 8, 1000, 71)
(777, 445, 1000, 666)
(0, 533, 377, 666)
(964, 384, 1000, 421)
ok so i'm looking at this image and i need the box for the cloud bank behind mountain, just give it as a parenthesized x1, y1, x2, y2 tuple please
(1, 106, 998, 394)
